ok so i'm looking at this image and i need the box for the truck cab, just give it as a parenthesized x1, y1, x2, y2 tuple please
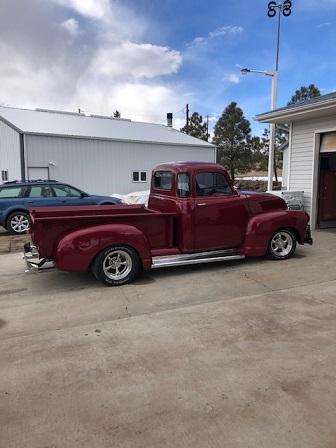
(149, 162, 252, 252)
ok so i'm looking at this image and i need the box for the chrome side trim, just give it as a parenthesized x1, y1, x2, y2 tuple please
(152, 250, 245, 269)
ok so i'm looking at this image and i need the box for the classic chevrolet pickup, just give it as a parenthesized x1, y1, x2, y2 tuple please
(24, 162, 312, 286)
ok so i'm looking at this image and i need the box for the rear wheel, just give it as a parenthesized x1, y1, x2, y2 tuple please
(268, 229, 297, 260)
(6, 211, 30, 235)
(92, 245, 140, 286)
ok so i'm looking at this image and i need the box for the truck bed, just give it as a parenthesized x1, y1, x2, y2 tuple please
(29, 205, 176, 259)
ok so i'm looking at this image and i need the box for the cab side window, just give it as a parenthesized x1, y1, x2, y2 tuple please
(196, 172, 232, 196)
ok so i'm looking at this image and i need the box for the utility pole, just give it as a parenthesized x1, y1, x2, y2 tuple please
(186, 104, 189, 135)
(206, 115, 209, 142)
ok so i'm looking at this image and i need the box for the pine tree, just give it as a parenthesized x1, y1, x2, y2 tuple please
(113, 110, 121, 118)
(212, 102, 253, 180)
(287, 84, 321, 105)
(180, 112, 208, 141)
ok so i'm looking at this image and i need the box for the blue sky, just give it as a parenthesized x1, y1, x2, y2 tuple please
(0, 0, 335, 135)
(122, 0, 336, 134)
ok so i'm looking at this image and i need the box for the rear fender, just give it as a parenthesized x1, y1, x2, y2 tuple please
(54, 224, 152, 272)
(243, 210, 309, 257)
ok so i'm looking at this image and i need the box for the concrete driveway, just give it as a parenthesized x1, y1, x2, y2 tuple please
(1, 230, 336, 447)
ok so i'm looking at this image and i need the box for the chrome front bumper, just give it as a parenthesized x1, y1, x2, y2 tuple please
(23, 242, 55, 272)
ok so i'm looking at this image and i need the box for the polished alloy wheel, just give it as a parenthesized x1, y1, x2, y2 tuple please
(102, 249, 132, 281)
(270, 231, 293, 258)
(10, 214, 29, 233)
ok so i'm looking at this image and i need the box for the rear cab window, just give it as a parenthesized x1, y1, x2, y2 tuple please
(196, 172, 232, 196)
(0, 186, 26, 198)
(153, 171, 173, 190)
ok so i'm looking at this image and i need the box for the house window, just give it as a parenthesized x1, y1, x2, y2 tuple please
(1, 170, 8, 182)
(132, 171, 147, 183)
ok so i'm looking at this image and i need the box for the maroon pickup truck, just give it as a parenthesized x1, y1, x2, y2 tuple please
(24, 162, 312, 286)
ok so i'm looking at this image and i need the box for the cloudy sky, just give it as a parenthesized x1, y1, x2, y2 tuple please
(0, 0, 336, 134)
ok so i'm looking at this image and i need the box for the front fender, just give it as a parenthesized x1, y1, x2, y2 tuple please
(243, 210, 309, 257)
(54, 224, 152, 272)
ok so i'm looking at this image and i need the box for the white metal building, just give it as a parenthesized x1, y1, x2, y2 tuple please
(0, 106, 216, 194)
(256, 92, 336, 229)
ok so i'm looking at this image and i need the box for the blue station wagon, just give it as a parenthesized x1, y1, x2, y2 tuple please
(0, 180, 121, 234)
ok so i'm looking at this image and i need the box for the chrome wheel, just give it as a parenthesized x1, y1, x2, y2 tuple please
(10, 214, 29, 233)
(270, 231, 293, 258)
(102, 249, 132, 281)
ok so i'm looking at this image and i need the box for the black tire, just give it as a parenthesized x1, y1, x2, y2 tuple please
(6, 211, 30, 235)
(268, 229, 297, 260)
(92, 245, 140, 286)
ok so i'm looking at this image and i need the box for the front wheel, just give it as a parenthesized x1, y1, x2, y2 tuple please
(6, 211, 30, 235)
(92, 245, 140, 286)
(268, 229, 297, 260)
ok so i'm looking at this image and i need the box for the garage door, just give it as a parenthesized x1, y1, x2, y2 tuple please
(28, 167, 49, 181)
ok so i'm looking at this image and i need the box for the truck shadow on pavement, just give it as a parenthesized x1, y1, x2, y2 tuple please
(25, 251, 308, 292)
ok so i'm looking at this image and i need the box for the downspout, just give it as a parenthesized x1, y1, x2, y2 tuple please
(19, 133, 26, 181)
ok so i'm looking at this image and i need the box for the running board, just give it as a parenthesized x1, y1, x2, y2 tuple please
(152, 249, 245, 269)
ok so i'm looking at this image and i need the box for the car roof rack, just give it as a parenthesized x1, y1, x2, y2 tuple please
(3, 179, 59, 184)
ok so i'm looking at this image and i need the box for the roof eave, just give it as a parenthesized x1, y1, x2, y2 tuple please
(23, 131, 216, 148)
(256, 99, 336, 124)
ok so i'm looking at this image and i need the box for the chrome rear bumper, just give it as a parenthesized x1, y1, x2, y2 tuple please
(23, 242, 55, 272)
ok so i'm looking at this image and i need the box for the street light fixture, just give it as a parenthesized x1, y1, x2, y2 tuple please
(240, 68, 278, 191)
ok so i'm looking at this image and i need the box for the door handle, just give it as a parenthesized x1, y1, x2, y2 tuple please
(197, 203, 207, 207)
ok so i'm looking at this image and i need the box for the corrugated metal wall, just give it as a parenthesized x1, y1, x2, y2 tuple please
(25, 135, 216, 194)
(0, 120, 21, 181)
(290, 116, 336, 215)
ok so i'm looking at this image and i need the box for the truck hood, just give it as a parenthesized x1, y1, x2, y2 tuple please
(239, 190, 288, 213)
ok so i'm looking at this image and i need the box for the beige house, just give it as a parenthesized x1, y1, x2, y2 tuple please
(256, 92, 336, 230)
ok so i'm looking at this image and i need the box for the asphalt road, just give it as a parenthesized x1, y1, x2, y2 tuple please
(1, 230, 336, 447)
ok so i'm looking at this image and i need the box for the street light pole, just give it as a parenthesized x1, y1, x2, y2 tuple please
(267, 1, 292, 190)
(268, 71, 278, 191)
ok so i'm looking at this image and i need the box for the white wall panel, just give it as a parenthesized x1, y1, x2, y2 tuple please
(289, 116, 336, 216)
(25, 135, 216, 195)
(0, 120, 21, 181)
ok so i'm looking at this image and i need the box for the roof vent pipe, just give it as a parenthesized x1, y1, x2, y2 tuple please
(167, 113, 173, 127)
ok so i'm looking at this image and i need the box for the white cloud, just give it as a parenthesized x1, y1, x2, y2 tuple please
(52, 0, 111, 19)
(60, 18, 79, 37)
(92, 42, 182, 79)
(187, 25, 243, 49)
(0, 0, 186, 125)
(224, 73, 240, 84)
(75, 82, 186, 123)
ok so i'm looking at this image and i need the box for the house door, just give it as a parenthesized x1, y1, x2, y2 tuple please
(318, 151, 336, 228)
(28, 167, 49, 181)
